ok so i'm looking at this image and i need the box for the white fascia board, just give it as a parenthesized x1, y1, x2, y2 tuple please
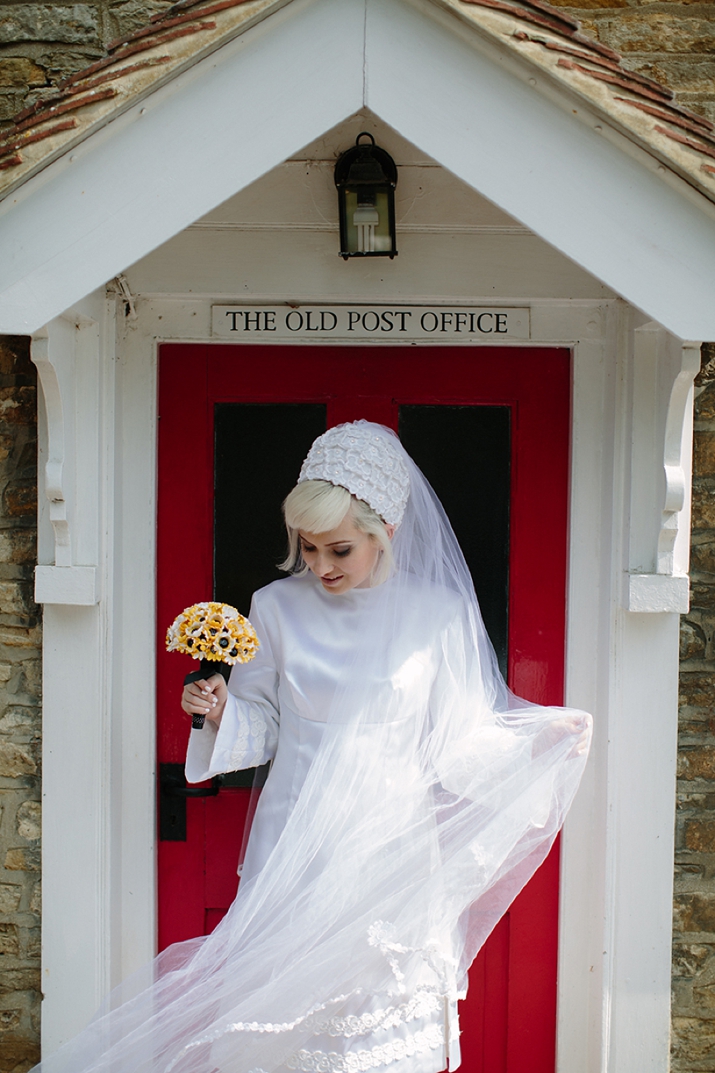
(366, 0, 715, 341)
(0, 0, 364, 335)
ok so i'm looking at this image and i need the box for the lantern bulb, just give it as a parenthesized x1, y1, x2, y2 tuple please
(353, 205, 380, 253)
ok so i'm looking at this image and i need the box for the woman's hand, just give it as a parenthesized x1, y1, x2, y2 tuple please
(533, 713, 592, 759)
(181, 673, 228, 726)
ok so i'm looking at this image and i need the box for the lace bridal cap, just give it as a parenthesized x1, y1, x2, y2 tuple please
(298, 424, 410, 526)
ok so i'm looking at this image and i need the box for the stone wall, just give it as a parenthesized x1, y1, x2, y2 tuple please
(1, 0, 715, 128)
(0, 0, 173, 127)
(552, 0, 715, 126)
(0, 337, 41, 1073)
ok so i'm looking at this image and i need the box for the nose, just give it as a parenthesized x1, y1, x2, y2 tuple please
(313, 551, 335, 577)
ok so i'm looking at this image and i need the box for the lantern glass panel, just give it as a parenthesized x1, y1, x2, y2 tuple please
(343, 188, 392, 254)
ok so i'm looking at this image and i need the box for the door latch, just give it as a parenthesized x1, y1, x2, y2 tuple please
(159, 762, 219, 841)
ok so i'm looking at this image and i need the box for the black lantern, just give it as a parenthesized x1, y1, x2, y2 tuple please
(334, 133, 397, 260)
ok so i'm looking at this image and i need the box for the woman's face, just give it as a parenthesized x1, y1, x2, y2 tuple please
(299, 515, 392, 595)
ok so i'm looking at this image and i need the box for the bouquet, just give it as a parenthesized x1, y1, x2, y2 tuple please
(166, 601, 259, 728)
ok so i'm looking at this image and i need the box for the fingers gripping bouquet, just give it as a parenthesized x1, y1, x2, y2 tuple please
(166, 601, 259, 728)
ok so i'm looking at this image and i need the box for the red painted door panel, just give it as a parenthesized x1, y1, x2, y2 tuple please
(157, 343, 570, 1073)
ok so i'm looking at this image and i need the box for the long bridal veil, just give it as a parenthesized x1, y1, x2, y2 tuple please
(36, 421, 590, 1073)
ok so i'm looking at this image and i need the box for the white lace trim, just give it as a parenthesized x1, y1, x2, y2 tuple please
(163, 990, 444, 1072)
(304, 991, 441, 1039)
(228, 702, 268, 767)
(286, 1024, 445, 1072)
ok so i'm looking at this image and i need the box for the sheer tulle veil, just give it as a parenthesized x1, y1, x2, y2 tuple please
(34, 421, 591, 1073)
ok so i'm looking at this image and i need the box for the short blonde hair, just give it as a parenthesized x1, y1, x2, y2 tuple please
(280, 480, 394, 586)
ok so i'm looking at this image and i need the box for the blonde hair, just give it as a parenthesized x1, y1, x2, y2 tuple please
(280, 480, 394, 586)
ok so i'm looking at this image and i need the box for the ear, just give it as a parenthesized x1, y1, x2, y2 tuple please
(385, 524, 396, 541)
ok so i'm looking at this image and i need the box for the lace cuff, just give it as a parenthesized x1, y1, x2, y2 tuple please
(185, 694, 277, 782)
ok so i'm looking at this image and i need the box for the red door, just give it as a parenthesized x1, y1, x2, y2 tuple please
(157, 343, 570, 1073)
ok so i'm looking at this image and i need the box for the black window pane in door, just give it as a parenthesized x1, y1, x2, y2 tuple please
(214, 403, 327, 616)
(399, 405, 510, 675)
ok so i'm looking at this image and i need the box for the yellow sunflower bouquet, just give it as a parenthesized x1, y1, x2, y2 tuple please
(166, 601, 259, 728)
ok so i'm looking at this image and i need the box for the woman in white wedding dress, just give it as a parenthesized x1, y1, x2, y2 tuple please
(34, 421, 590, 1073)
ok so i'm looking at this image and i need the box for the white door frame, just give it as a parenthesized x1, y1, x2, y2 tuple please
(33, 292, 698, 1073)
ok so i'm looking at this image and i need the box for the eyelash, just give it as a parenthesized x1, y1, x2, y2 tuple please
(301, 544, 351, 558)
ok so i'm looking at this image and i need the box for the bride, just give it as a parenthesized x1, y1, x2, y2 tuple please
(37, 420, 590, 1073)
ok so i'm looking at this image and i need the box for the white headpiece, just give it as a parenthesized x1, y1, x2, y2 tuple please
(298, 423, 410, 525)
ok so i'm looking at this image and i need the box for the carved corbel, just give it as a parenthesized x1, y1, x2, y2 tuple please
(31, 315, 98, 605)
(627, 324, 700, 614)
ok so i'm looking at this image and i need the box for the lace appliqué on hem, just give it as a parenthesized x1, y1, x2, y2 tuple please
(228, 704, 268, 767)
(305, 991, 441, 1039)
(163, 990, 444, 1072)
(286, 1024, 444, 1073)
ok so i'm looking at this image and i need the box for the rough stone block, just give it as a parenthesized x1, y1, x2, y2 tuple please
(681, 619, 707, 661)
(0, 531, 37, 569)
(686, 819, 715, 852)
(693, 982, 715, 1009)
(2, 482, 38, 521)
(18, 662, 40, 700)
(672, 942, 712, 978)
(0, 885, 22, 915)
(691, 381, 715, 422)
(0, 388, 36, 430)
(635, 58, 715, 98)
(0, 708, 40, 736)
(25, 927, 40, 960)
(0, 5, 100, 46)
(0, 970, 39, 997)
(672, 1016, 715, 1064)
(696, 433, 715, 478)
(0, 1034, 40, 1072)
(679, 747, 715, 780)
(691, 540, 715, 577)
(675, 893, 715, 933)
(0, 583, 35, 619)
(0, 925, 19, 958)
(0, 60, 46, 91)
(4, 848, 40, 872)
(0, 1009, 21, 1034)
(690, 581, 715, 614)
(679, 675, 715, 713)
(598, 13, 715, 55)
(15, 802, 40, 842)
(28, 883, 39, 916)
(0, 626, 41, 651)
(109, 0, 173, 38)
(692, 485, 715, 530)
(0, 741, 36, 777)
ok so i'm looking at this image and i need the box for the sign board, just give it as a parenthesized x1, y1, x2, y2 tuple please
(211, 305, 530, 341)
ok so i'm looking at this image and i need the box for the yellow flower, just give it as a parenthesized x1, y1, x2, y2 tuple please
(166, 602, 259, 665)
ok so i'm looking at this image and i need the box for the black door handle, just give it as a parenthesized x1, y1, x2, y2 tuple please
(159, 763, 219, 840)
(163, 779, 220, 799)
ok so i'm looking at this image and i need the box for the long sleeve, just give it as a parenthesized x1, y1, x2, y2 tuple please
(185, 595, 280, 783)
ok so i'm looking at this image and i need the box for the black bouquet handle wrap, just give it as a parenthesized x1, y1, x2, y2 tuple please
(185, 661, 227, 730)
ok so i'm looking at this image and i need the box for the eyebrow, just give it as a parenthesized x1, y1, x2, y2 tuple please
(300, 537, 353, 547)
